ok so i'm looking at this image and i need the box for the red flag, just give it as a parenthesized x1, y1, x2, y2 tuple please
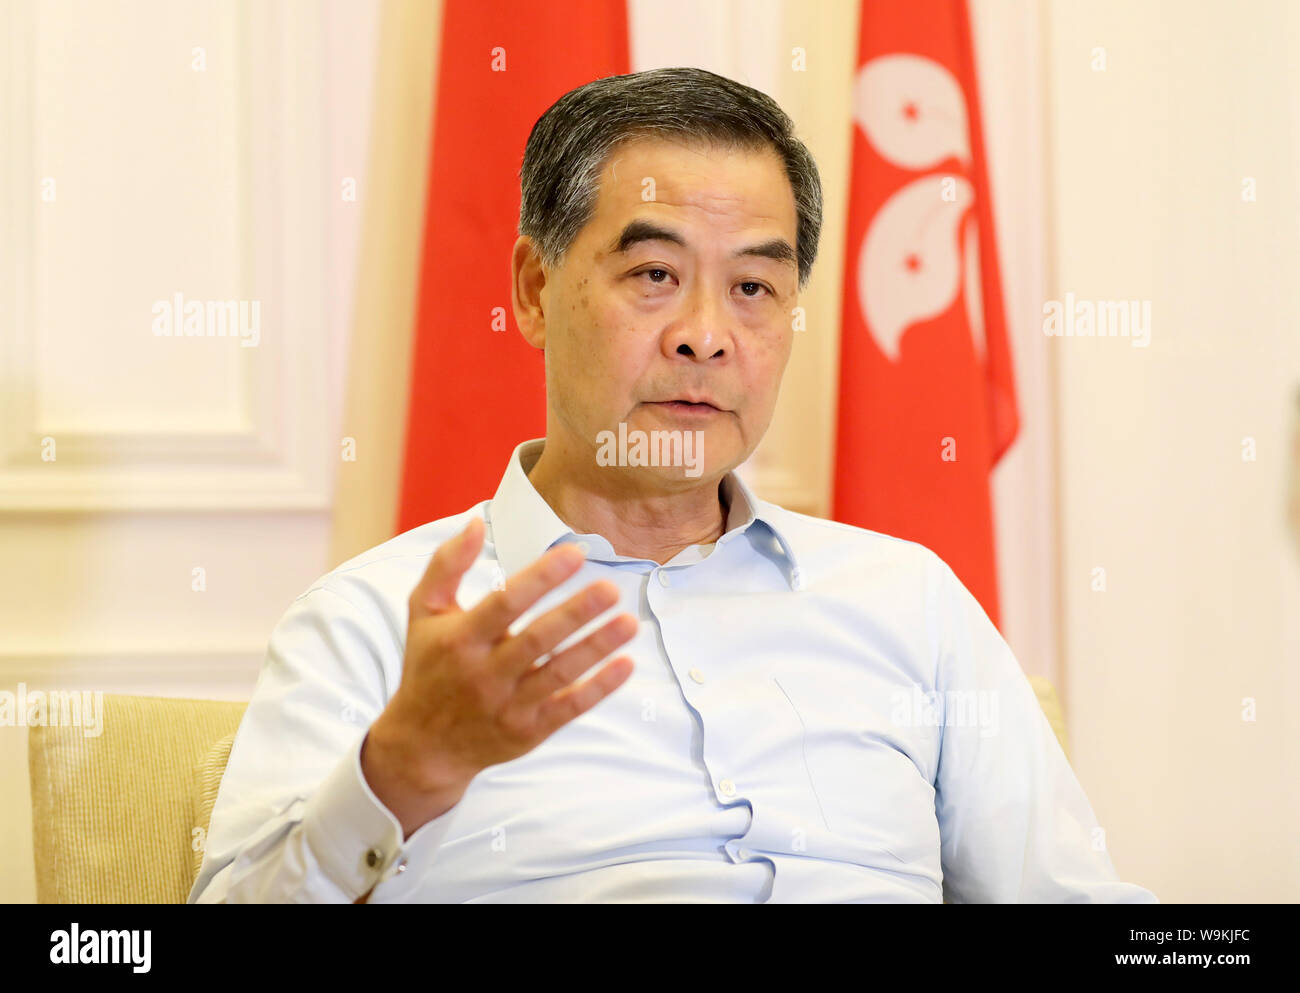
(833, 0, 1018, 626)
(398, 0, 629, 533)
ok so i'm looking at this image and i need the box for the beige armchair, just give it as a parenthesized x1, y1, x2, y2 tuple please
(28, 694, 245, 903)
(28, 677, 1069, 903)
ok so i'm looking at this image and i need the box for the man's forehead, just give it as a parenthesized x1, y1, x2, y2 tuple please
(589, 136, 795, 230)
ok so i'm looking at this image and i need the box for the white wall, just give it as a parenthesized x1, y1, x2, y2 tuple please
(1044, 0, 1300, 901)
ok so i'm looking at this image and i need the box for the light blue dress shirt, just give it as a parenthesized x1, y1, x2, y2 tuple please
(189, 438, 1157, 903)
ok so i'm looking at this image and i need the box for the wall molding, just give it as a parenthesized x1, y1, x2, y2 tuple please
(0, 0, 332, 512)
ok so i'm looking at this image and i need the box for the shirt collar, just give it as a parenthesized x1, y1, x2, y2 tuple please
(486, 438, 803, 589)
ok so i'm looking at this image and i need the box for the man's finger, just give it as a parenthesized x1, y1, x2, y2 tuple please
(409, 516, 485, 620)
(491, 580, 622, 681)
(461, 542, 586, 644)
(512, 612, 638, 707)
(536, 656, 635, 737)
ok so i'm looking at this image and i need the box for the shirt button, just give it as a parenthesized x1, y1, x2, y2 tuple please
(658, 570, 672, 588)
(738, 848, 751, 860)
(577, 541, 590, 555)
(719, 778, 736, 798)
(689, 667, 704, 684)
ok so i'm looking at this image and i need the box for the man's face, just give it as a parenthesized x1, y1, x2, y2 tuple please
(515, 136, 800, 489)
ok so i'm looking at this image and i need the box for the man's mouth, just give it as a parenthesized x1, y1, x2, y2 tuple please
(648, 399, 723, 415)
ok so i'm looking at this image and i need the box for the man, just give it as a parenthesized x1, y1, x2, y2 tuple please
(189, 67, 1156, 903)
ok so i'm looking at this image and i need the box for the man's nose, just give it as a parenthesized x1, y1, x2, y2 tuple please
(661, 284, 734, 362)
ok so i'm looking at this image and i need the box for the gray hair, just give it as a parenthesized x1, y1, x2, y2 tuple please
(519, 67, 823, 290)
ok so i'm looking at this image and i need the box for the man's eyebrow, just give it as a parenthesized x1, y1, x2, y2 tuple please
(610, 220, 797, 270)
(610, 220, 686, 254)
(736, 237, 797, 270)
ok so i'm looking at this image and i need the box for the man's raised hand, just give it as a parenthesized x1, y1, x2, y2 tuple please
(360, 516, 638, 840)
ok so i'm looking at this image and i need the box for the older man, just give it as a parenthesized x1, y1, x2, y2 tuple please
(189, 67, 1156, 904)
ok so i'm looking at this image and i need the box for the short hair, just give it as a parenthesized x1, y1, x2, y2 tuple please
(519, 67, 823, 289)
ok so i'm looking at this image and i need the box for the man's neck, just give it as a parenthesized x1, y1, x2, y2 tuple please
(526, 440, 729, 566)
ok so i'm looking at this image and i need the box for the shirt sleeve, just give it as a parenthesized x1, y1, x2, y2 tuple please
(927, 557, 1158, 903)
(186, 585, 460, 903)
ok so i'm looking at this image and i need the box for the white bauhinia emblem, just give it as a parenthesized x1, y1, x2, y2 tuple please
(858, 174, 973, 361)
(853, 54, 979, 361)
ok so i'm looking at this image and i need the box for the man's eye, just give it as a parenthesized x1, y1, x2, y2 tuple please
(738, 281, 771, 298)
(638, 268, 672, 284)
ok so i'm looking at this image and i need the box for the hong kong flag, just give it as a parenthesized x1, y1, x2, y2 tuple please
(833, 0, 1019, 627)
(398, 0, 629, 533)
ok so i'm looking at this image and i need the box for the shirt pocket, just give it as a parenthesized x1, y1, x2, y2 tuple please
(771, 671, 941, 871)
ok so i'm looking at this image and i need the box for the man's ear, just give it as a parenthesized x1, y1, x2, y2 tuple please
(511, 236, 548, 350)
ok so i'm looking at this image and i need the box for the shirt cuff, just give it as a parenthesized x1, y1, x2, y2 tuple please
(301, 730, 462, 899)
